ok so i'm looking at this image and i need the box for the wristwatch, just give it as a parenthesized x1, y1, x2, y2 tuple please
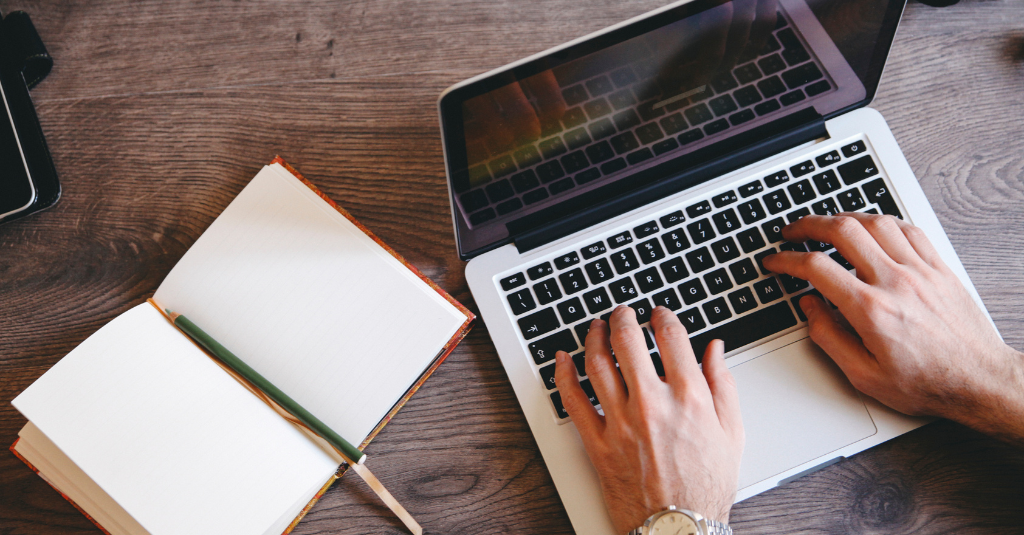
(627, 505, 732, 535)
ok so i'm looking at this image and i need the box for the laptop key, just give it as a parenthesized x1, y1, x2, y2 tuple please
(572, 352, 587, 376)
(689, 301, 797, 362)
(837, 155, 879, 185)
(787, 178, 817, 204)
(507, 288, 537, 315)
(518, 308, 560, 340)
(635, 266, 664, 293)
(812, 170, 841, 194)
(634, 221, 660, 238)
(687, 218, 717, 244)
(712, 208, 741, 234)
(787, 207, 811, 223)
(529, 329, 577, 364)
(534, 278, 562, 305)
(501, 273, 526, 291)
(739, 180, 764, 198)
(611, 249, 641, 274)
(728, 287, 758, 314)
(660, 256, 689, 283)
(637, 238, 666, 264)
(816, 150, 842, 167)
(811, 198, 841, 216)
(679, 278, 709, 305)
(737, 227, 767, 253)
(712, 191, 738, 208)
(807, 240, 832, 252)
(582, 241, 607, 259)
(754, 248, 777, 275)
(686, 200, 713, 218)
(608, 230, 633, 248)
(737, 198, 767, 224)
(704, 268, 734, 295)
(539, 363, 557, 390)
(610, 277, 639, 303)
(554, 252, 580, 269)
(761, 217, 786, 243)
(652, 288, 683, 311)
(559, 268, 589, 295)
(779, 273, 810, 293)
(711, 236, 741, 263)
(527, 262, 553, 280)
(574, 321, 592, 346)
(862, 178, 903, 219)
(837, 188, 867, 211)
(763, 189, 792, 214)
(729, 258, 759, 285)
(790, 160, 815, 177)
(678, 307, 707, 333)
(841, 140, 867, 158)
(754, 99, 782, 116)
(660, 210, 685, 229)
(579, 379, 601, 406)
(662, 229, 691, 254)
(831, 251, 854, 270)
(703, 297, 733, 324)
(685, 246, 716, 274)
(764, 170, 789, 187)
(754, 276, 784, 303)
(585, 258, 614, 284)
(780, 241, 807, 253)
(628, 298, 654, 324)
(557, 297, 587, 325)
(550, 392, 569, 419)
(582, 287, 613, 314)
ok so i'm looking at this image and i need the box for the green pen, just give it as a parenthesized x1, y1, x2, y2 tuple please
(166, 310, 366, 464)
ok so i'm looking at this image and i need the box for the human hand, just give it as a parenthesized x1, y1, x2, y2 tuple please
(553, 306, 744, 533)
(762, 213, 1024, 444)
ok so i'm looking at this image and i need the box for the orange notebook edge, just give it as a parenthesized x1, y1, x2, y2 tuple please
(271, 156, 474, 533)
(9, 439, 114, 535)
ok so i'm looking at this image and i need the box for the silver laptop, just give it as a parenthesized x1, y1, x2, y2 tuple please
(437, 0, 996, 532)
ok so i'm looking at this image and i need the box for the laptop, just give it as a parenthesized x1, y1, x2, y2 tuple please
(437, 0, 996, 532)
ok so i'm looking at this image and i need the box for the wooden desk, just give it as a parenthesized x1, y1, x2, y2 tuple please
(2, 1, 1022, 533)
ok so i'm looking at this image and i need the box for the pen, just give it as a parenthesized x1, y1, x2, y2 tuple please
(166, 309, 422, 535)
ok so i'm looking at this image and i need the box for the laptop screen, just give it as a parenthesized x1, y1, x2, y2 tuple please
(440, 0, 906, 259)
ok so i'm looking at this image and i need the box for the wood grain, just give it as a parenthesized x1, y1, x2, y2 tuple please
(1, 0, 1023, 533)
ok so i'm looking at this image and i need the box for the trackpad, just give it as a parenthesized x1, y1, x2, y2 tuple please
(732, 337, 877, 489)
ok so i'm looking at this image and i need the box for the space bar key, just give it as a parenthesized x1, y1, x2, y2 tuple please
(688, 302, 798, 363)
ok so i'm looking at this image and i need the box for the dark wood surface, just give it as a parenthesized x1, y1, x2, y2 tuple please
(2, 0, 1023, 533)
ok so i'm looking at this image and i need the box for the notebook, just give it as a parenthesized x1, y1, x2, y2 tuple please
(10, 158, 474, 535)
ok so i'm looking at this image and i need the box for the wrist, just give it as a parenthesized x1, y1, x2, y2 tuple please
(953, 346, 1024, 444)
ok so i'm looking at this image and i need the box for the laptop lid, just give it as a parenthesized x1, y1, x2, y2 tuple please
(439, 0, 906, 260)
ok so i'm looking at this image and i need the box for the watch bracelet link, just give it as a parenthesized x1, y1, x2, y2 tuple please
(706, 518, 733, 535)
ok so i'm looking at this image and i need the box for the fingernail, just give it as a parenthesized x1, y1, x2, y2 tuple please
(555, 350, 566, 364)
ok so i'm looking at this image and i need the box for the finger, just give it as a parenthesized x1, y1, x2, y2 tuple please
(463, 93, 516, 154)
(583, 318, 627, 412)
(554, 350, 604, 436)
(650, 306, 703, 385)
(800, 295, 881, 388)
(762, 250, 870, 311)
(521, 71, 566, 124)
(837, 212, 926, 268)
(701, 340, 744, 441)
(853, 212, 948, 271)
(780, 214, 894, 281)
(608, 305, 660, 392)
(490, 83, 541, 144)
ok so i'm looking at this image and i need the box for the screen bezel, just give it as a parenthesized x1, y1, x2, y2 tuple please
(439, 0, 908, 260)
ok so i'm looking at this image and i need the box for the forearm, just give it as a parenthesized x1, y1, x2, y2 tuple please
(952, 346, 1024, 447)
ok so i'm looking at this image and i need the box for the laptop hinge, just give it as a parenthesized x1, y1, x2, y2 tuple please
(512, 112, 828, 254)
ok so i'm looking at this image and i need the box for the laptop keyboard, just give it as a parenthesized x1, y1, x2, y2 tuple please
(496, 138, 903, 421)
(460, 10, 836, 227)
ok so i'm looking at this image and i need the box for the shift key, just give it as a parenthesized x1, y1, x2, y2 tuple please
(688, 302, 797, 363)
(528, 329, 578, 364)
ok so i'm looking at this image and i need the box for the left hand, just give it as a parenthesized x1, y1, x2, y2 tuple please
(554, 305, 744, 533)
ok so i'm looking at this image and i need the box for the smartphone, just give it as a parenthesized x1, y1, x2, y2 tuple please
(0, 77, 35, 220)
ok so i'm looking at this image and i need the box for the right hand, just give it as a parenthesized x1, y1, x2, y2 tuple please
(762, 213, 1024, 445)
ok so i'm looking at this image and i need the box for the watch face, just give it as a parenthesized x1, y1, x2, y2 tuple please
(650, 511, 698, 535)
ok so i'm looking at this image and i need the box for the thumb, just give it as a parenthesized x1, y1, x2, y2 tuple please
(801, 295, 879, 390)
(702, 340, 743, 442)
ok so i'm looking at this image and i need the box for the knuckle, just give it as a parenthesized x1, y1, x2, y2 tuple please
(802, 251, 832, 272)
(657, 319, 692, 341)
(831, 216, 863, 241)
(611, 326, 645, 352)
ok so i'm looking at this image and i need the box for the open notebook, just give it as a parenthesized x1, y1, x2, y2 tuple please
(11, 159, 474, 535)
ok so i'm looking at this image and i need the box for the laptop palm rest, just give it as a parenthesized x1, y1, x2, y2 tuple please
(731, 337, 877, 489)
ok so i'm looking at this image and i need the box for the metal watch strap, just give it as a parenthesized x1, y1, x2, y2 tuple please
(705, 518, 733, 535)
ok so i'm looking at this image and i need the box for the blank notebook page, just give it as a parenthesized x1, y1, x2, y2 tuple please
(154, 163, 467, 445)
(12, 304, 340, 535)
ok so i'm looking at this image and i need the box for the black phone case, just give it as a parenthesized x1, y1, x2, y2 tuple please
(0, 11, 59, 226)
